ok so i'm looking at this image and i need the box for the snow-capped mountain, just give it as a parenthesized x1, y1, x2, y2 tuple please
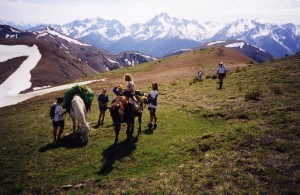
(129, 12, 208, 41)
(0, 25, 33, 38)
(203, 40, 275, 63)
(108, 51, 157, 67)
(107, 13, 207, 57)
(26, 13, 208, 58)
(211, 19, 300, 57)
(202, 21, 226, 39)
(4, 13, 300, 58)
(0, 25, 157, 79)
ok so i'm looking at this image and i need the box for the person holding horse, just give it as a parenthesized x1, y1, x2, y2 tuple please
(51, 96, 66, 144)
(147, 82, 158, 129)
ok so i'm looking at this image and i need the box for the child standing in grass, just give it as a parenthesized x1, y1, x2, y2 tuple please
(147, 82, 158, 129)
(95, 88, 109, 127)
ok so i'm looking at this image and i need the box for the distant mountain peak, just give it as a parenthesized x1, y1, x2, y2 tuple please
(2, 13, 299, 58)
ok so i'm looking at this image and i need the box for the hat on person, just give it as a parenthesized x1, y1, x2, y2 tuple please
(219, 62, 223, 65)
(56, 96, 64, 103)
(118, 84, 124, 91)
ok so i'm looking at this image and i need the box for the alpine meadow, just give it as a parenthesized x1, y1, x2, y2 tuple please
(0, 47, 299, 194)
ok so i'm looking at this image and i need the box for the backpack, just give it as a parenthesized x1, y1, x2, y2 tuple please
(50, 104, 57, 120)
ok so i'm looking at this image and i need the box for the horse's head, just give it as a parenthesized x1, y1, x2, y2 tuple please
(110, 96, 129, 131)
(80, 122, 90, 144)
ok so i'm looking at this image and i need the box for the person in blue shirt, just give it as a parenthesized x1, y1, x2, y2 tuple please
(95, 88, 109, 127)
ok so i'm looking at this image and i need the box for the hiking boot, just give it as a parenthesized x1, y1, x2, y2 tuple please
(148, 122, 153, 129)
(154, 123, 157, 129)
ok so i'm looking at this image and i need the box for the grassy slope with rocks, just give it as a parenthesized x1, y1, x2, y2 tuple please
(0, 48, 299, 194)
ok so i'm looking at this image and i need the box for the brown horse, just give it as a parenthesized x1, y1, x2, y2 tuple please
(109, 96, 143, 145)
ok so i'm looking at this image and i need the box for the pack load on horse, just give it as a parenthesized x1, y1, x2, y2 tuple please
(62, 84, 94, 112)
(109, 73, 146, 145)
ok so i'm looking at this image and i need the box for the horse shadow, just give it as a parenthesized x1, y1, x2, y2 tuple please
(98, 133, 140, 175)
(38, 132, 86, 152)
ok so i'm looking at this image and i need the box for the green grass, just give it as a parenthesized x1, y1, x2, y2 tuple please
(0, 54, 299, 194)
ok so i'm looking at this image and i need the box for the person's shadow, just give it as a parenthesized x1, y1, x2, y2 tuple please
(38, 133, 86, 152)
(143, 127, 154, 135)
(98, 133, 139, 175)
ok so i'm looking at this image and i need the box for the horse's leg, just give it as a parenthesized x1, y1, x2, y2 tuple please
(126, 122, 131, 141)
(131, 121, 135, 137)
(114, 124, 120, 145)
(72, 118, 76, 135)
(138, 114, 142, 133)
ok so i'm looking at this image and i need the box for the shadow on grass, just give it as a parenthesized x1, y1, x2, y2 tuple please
(98, 133, 140, 175)
(143, 127, 153, 135)
(38, 133, 86, 152)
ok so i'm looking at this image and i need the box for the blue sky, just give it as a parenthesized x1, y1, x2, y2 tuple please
(1, 0, 300, 25)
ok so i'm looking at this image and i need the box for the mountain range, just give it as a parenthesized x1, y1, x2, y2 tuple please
(1, 12, 299, 90)
(12, 12, 299, 58)
(0, 25, 157, 89)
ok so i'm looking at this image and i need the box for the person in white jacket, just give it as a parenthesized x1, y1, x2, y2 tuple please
(52, 96, 66, 144)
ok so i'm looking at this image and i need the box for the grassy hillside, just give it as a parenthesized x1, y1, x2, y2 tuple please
(0, 48, 299, 194)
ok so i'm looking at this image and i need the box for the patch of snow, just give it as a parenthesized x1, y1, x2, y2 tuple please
(36, 32, 47, 39)
(207, 41, 226, 46)
(37, 29, 91, 46)
(0, 44, 42, 107)
(225, 42, 245, 49)
(10, 28, 21, 33)
(0, 79, 106, 108)
(108, 58, 119, 64)
(133, 52, 157, 60)
(272, 32, 293, 53)
(251, 44, 266, 52)
(33, 85, 51, 91)
(252, 27, 271, 39)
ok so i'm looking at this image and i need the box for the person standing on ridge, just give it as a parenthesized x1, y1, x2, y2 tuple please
(217, 62, 226, 89)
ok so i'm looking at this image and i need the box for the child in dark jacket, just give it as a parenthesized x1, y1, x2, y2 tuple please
(95, 88, 109, 126)
(147, 82, 158, 129)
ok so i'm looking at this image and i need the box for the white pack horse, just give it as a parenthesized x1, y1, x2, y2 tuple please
(70, 95, 90, 143)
